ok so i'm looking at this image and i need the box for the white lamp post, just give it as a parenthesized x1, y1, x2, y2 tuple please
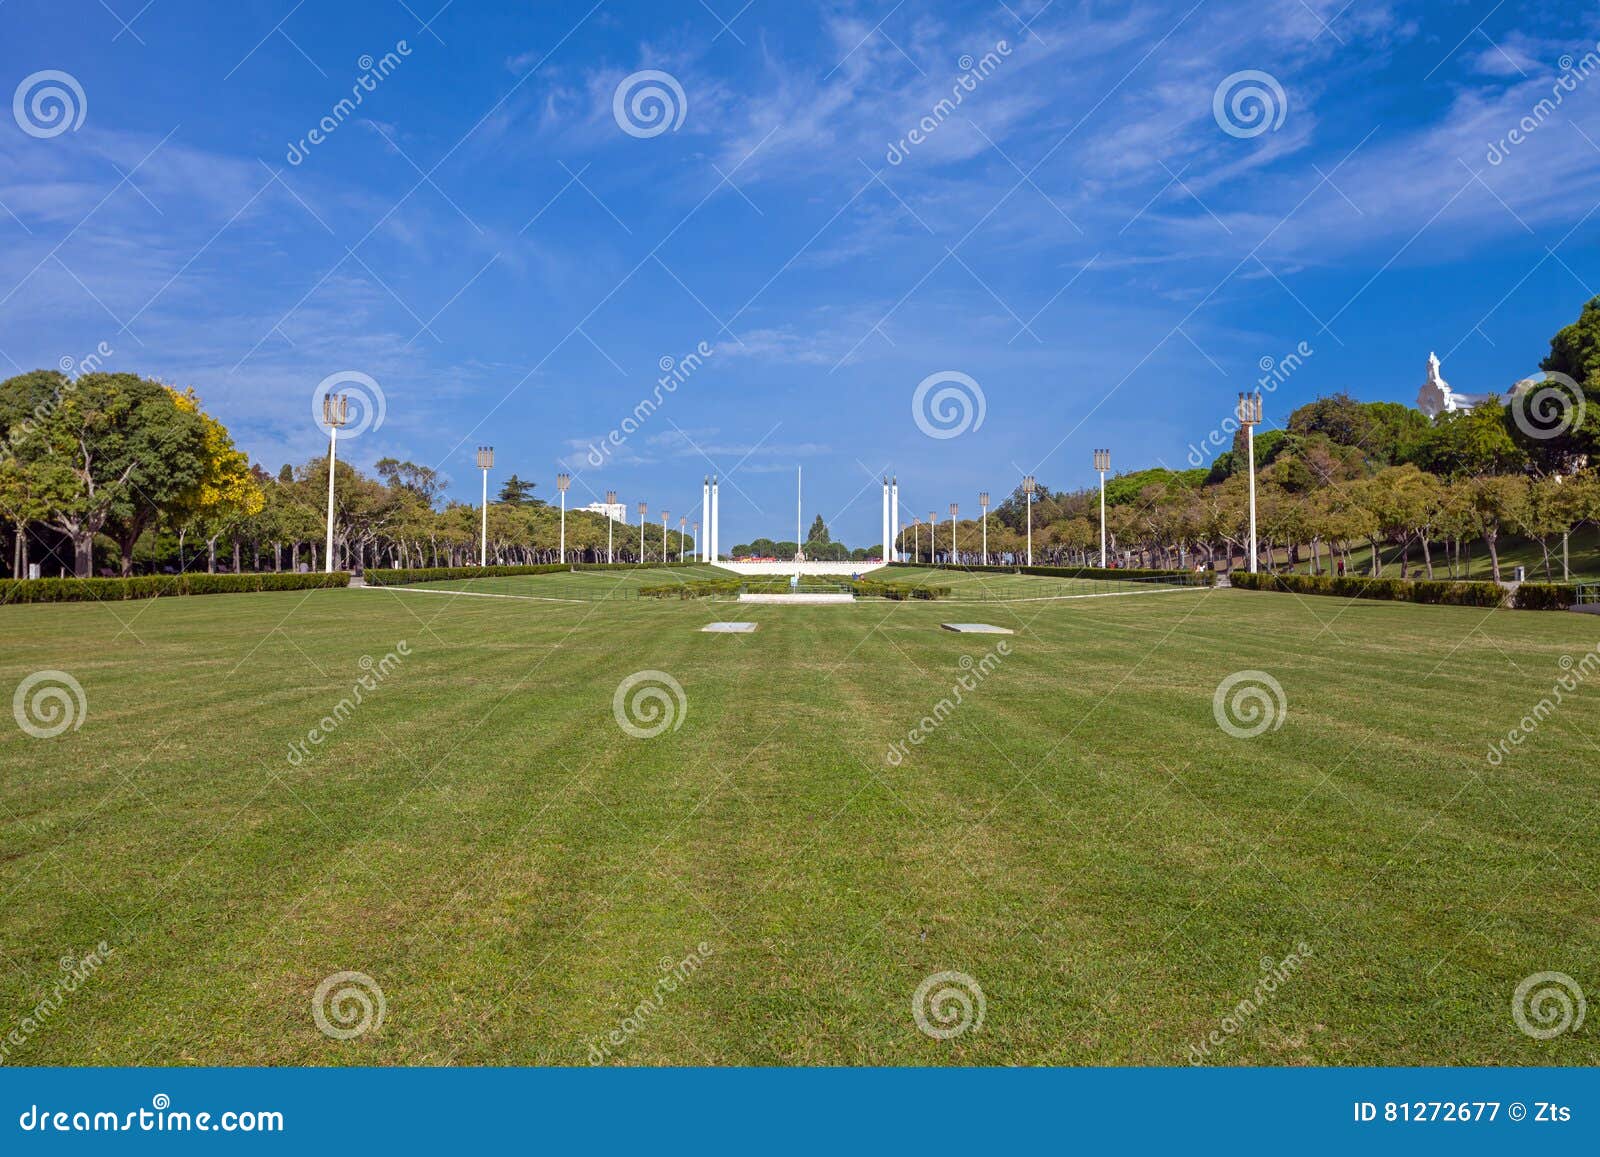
(476, 445, 494, 567)
(661, 510, 670, 561)
(1237, 391, 1262, 573)
(1022, 475, 1037, 566)
(912, 517, 920, 563)
(949, 503, 959, 564)
(1093, 449, 1110, 567)
(637, 501, 648, 562)
(322, 393, 349, 573)
(606, 490, 617, 564)
(692, 519, 699, 563)
(679, 516, 687, 562)
(929, 511, 937, 565)
(978, 491, 989, 565)
(556, 472, 570, 564)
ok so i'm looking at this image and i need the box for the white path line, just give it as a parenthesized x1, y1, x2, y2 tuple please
(358, 586, 594, 605)
(948, 586, 1208, 604)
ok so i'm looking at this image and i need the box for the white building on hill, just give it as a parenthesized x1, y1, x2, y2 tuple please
(584, 501, 627, 523)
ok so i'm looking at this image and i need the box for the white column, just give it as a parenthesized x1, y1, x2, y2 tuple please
(701, 476, 709, 561)
(325, 427, 338, 573)
(1247, 424, 1258, 574)
(881, 478, 889, 562)
(890, 478, 899, 562)
(710, 477, 719, 561)
(1099, 472, 1107, 567)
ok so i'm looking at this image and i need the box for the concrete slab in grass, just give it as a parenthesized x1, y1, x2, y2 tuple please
(940, 623, 1014, 634)
(702, 621, 758, 633)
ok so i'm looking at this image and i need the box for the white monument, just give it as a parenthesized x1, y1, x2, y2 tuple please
(1416, 352, 1492, 418)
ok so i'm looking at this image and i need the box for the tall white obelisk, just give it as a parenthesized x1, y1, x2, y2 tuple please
(890, 475, 899, 563)
(883, 476, 896, 563)
(710, 475, 719, 562)
(700, 475, 709, 561)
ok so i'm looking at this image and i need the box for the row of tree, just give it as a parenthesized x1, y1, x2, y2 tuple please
(4, 296, 1598, 582)
(894, 298, 1600, 582)
(0, 371, 694, 578)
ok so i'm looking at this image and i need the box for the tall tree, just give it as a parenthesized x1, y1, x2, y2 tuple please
(496, 474, 537, 506)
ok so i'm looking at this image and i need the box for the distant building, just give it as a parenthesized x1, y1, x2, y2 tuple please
(584, 502, 627, 523)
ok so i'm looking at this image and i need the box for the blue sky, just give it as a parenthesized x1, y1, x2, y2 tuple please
(2, 0, 1598, 547)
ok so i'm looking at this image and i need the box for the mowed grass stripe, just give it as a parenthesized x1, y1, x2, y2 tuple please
(0, 579, 1595, 1064)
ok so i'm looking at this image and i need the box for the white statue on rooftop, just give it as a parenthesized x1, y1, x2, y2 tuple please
(1416, 352, 1492, 418)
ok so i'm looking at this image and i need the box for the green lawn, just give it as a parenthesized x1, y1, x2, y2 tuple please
(1, 573, 1596, 1065)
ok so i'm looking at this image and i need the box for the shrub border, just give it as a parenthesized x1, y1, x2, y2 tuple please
(0, 572, 349, 605)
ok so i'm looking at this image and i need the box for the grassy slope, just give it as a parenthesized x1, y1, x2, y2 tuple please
(1, 578, 1596, 1066)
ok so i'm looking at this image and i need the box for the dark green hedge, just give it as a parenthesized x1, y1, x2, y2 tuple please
(1512, 583, 1581, 611)
(571, 561, 699, 571)
(853, 579, 950, 600)
(364, 564, 568, 587)
(891, 561, 1212, 585)
(1230, 572, 1508, 607)
(0, 572, 349, 604)
(367, 562, 696, 587)
(639, 579, 741, 599)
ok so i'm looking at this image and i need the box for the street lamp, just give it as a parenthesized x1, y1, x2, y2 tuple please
(949, 503, 959, 564)
(929, 512, 937, 565)
(1093, 449, 1110, 567)
(978, 491, 990, 565)
(556, 472, 570, 564)
(692, 519, 699, 564)
(321, 393, 349, 573)
(637, 501, 648, 561)
(912, 517, 920, 564)
(606, 490, 617, 564)
(661, 509, 670, 561)
(1237, 391, 1263, 573)
(1022, 475, 1037, 566)
(476, 445, 494, 567)
(679, 516, 687, 562)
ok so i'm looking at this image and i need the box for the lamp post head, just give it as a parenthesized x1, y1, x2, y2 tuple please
(475, 445, 494, 470)
(979, 491, 989, 508)
(638, 501, 647, 516)
(322, 393, 350, 429)
(662, 510, 669, 524)
(1022, 474, 1036, 497)
(556, 472, 570, 493)
(1094, 448, 1110, 473)
(1236, 391, 1263, 426)
(949, 503, 959, 518)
